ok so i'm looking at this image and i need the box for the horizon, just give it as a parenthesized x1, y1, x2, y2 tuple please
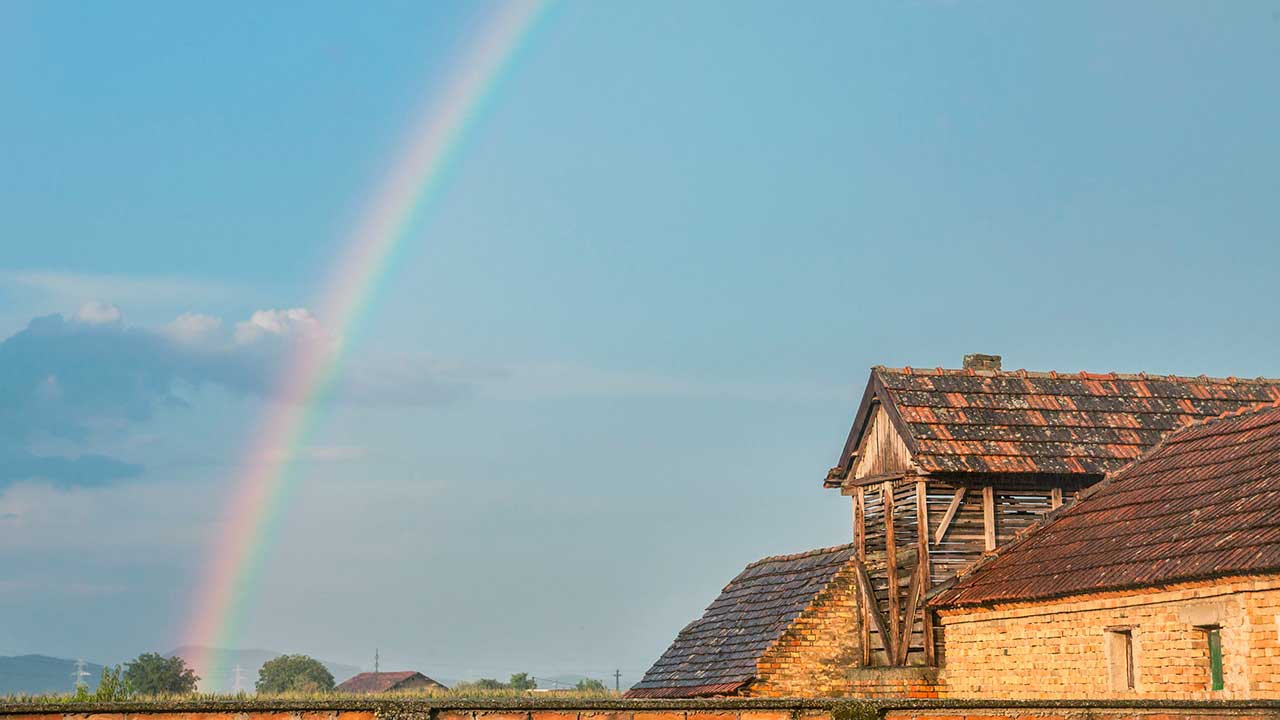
(3, 0, 1280, 695)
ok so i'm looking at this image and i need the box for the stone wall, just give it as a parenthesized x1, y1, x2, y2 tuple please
(937, 574, 1280, 700)
(751, 562, 864, 697)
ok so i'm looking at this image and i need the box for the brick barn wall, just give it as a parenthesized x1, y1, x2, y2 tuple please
(749, 562, 864, 697)
(841, 667, 943, 699)
(937, 574, 1280, 700)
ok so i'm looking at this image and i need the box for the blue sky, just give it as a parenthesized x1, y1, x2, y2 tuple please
(2, 0, 1279, 688)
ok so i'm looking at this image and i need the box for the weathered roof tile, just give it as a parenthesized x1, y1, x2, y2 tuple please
(835, 367, 1280, 481)
(335, 671, 446, 693)
(932, 402, 1280, 607)
(625, 544, 855, 698)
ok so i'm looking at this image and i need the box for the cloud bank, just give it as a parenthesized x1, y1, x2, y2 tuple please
(0, 304, 473, 491)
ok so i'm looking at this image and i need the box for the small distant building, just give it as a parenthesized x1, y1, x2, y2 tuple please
(335, 670, 447, 694)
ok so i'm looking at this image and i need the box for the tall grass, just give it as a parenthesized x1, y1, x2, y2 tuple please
(0, 687, 621, 707)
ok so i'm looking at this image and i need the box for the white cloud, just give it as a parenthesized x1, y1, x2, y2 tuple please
(74, 300, 122, 325)
(234, 308, 325, 346)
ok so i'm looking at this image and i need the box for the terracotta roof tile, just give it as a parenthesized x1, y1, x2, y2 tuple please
(931, 402, 1280, 607)
(625, 544, 855, 698)
(335, 671, 445, 693)
(838, 367, 1280, 479)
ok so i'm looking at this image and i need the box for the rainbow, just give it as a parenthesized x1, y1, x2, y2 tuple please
(182, 0, 549, 689)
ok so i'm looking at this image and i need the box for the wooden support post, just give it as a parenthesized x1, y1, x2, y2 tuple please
(982, 484, 996, 551)
(897, 562, 923, 665)
(1050, 486, 1063, 510)
(855, 488, 870, 666)
(853, 558, 894, 664)
(916, 479, 935, 665)
(883, 480, 901, 663)
(933, 487, 966, 545)
(854, 489, 866, 554)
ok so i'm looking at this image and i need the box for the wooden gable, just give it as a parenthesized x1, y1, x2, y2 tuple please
(849, 404, 914, 484)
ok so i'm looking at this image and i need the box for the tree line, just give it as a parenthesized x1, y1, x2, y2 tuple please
(83, 654, 606, 698)
(82, 652, 336, 699)
(451, 673, 605, 692)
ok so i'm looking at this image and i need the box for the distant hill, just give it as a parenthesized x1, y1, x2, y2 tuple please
(0, 655, 104, 695)
(167, 646, 361, 692)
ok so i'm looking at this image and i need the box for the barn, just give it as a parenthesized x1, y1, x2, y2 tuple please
(631, 355, 1280, 698)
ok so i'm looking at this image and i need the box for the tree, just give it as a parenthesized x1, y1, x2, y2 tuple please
(256, 654, 335, 693)
(453, 678, 506, 691)
(508, 672, 536, 690)
(96, 665, 128, 701)
(575, 678, 606, 692)
(123, 653, 200, 695)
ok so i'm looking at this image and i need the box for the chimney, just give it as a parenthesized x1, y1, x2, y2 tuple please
(963, 353, 1002, 372)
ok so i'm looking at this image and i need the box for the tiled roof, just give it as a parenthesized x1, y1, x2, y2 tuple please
(931, 402, 1280, 607)
(625, 544, 856, 698)
(833, 367, 1280, 479)
(335, 670, 442, 693)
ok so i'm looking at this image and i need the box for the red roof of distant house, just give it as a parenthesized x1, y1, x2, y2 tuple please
(931, 401, 1280, 607)
(335, 670, 444, 693)
(832, 367, 1280, 480)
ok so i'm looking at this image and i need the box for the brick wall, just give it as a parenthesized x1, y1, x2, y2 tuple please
(750, 562, 863, 697)
(3, 699, 1280, 720)
(937, 574, 1280, 700)
(882, 709, 1280, 720)
(842, 668, 942, 700)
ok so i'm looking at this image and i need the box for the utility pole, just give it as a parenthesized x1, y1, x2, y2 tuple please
(614, 669, 621, 693)
(374, 648, 380, 685)
(233, 664, 245, 693)
(73, 659, 90, 692)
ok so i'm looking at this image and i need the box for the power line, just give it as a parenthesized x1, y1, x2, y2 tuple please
(72, 659, 91, 692)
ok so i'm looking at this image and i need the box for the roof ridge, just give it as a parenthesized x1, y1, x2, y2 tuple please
(931, 397, 1280, 608)
(743, 542, 856, 569)
(1158, 398, 1280, 442)
(874, 366, 1280, 384)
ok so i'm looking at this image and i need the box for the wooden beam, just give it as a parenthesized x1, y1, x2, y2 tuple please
(933, 487, 966, 545)
(915, 480, 930, 574)
(1050, 486, 1063, 510)
(896, 562, 923, 665)
(854, 489, 866, 554)
(883, 480, 901, 654)
(853, 558, 894, 666)
(841, 470, 915, 493)
(982, 484, 996, 551)
(855, 488, 869, 666)
(916, 480, 935, 665)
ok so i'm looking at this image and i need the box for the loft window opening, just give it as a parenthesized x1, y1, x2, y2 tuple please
(1198, 625, 1224, 691)
(1106, 627, 1135, 691)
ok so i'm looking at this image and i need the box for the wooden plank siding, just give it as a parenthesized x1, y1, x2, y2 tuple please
(847, 400, 1093, 668)
(854, 474, 1089, 667)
